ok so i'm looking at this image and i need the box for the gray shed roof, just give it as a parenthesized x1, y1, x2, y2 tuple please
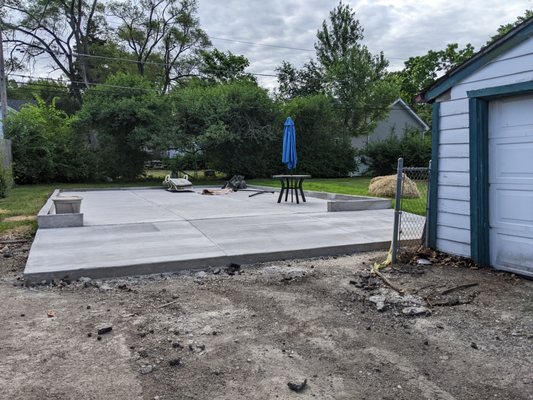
(7, 99, 36, 112)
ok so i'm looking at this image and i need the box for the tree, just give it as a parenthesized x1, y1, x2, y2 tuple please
(83, 41, 142, 85)
(169, 82, 279, 177)
(3, 0, 107, 103)
(7, 79, 82, 114)
(315, 2, 364, 69)
(276, 2, 398, 137)
(315, 2, 397, 137)
(5, 98, 90, 183)
(487, 10, 533, 44)
(275, 60, 323, 101)
(199, 49, 255, 84)
(283, 95, 355, 177)
(78, 74, 172, 180)
(391, 43, 475, 122)
(401, 43, 475, 99)
(109, 0, 210, 92)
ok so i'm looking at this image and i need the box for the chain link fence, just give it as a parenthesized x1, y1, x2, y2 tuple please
(391, 158, 431, 263)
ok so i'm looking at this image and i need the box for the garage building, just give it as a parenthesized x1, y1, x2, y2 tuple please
(419, 17, 533, 277)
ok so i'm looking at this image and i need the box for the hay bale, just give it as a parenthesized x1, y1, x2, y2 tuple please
(368, 174, 420, 199)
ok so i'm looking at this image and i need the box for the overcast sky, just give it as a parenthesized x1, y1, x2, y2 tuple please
(9, 0, 532, 91)
(198, 0, 532, 90)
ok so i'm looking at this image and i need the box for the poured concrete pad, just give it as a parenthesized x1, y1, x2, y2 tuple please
(25, 188, 395, 282)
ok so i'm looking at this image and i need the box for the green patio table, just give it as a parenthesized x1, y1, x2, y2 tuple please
(272, 174, 311, 204)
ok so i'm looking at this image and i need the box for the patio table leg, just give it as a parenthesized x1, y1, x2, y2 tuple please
(294, 178, 300, 204)
(277, 179, 285, 203)
(299, 179, 306, 202)
(285, 178, 290, 202)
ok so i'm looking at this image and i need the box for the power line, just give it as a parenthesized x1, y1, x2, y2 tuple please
(9, 74, 158, 92)
(208, 36, 315, 52)
(9, 79, 410, 113)
(208, 36, 408, 61)
(13, 34, 405, 72)
(68, 52, 279, 77)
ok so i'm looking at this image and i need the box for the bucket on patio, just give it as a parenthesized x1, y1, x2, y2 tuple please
(53, 196, 83, 214)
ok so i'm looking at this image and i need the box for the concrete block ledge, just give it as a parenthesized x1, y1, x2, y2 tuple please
(37, 189, 84, 228)
(247, 185, 392, 212)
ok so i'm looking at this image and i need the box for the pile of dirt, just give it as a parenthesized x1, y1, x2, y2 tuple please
(2, 244, 533, 399)
(369, 174, 420, 198)
(397, 246, 479, 269)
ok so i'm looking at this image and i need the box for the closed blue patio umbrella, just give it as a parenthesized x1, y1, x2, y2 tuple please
(282, 117, 297, 170)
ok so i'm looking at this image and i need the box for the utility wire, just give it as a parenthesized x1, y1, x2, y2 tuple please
(208, 36, 408, 60)
(9, 74, 158, 92)
(57, 52, 278, 77)
(9, 78, 412, 113)
(208, 36, 315, 52)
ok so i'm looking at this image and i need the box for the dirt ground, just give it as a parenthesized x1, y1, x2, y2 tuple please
(0, 238, 532, 400)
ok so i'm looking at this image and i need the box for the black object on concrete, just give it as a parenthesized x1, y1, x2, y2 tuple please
(273, 175, 311, 204)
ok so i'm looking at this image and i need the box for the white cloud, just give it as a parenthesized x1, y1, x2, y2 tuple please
(17, 0, 533, 91)
(198, 0, 532, 89)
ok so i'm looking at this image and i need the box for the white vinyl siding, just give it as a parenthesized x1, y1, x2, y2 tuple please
(434, 37, 533, 259)
(435, 98, 471, 256)
(451, 39, 533, 99)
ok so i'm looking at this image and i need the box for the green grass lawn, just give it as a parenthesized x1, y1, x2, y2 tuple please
(0, 181, 161, 236)
(0, 176, 427, 237)
(249, 177, 428, 216)
(0, 171, 227, 237)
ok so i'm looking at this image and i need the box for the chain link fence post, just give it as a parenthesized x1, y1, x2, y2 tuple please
(424, 159, 432, 248)
(391, 157, 403, 264)
(392, 160, 431, 262)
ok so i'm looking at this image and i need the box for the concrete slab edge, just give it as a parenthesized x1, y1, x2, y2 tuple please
(37, 189, 84, 228)
(247, 185, 392, 211)
(327, 199, 391, 212)
(24, 240, 390, 284)
(37, 189, 60, 216)
(38, 213, 84, 228)
(59, 185, 222, 193)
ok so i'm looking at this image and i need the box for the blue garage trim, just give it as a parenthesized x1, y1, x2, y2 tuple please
(428, 102, 440, 248)
(467, 80, 533, 99)
(468, 80, 533, 266)
(469, 98, 490, 266)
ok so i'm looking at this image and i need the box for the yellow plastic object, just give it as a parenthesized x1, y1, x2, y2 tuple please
(372, 244, 392, 273)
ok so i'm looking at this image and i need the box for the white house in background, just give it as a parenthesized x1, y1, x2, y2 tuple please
(351, 98, 429, 175)
(419, 16, 533, 277)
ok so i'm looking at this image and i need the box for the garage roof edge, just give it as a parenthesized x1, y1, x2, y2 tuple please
(418, 16, 533, 103)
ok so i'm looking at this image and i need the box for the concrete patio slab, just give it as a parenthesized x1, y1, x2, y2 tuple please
(25, 187, 396, 282)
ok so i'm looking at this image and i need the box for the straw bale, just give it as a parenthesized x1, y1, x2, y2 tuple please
(368, 174, 420, 199)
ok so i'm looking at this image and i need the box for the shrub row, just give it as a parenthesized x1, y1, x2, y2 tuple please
(6, 75, 357, 183)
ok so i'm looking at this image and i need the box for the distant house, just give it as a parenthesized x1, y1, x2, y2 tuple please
(1, 100, 35, 134)
(7, 99, 36, 113)
(351, 98, 429, 175)
(419, 16, 533, 277)
(351, 98, 429, 149)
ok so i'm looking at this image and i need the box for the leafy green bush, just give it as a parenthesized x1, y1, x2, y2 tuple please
(78, 74, 172, 181)
(169, 82, 279, 178)
(282, 95, 355, 177)
(5, 98, 91, 184)
(168, 87, 355, 178)
(0, 162, 12, 198)
(360, 130, 431, 176)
